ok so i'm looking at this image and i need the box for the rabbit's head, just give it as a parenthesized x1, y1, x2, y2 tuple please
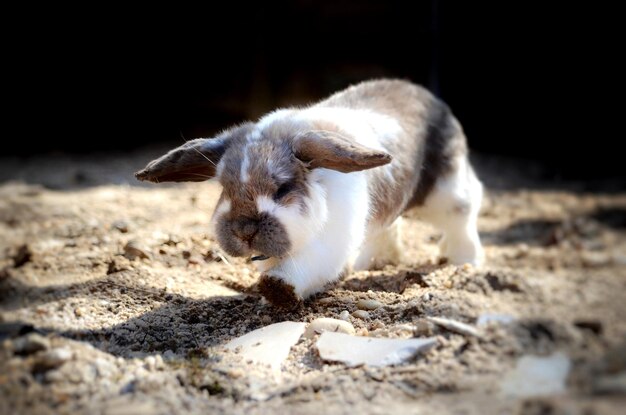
(135, 111, 391, 261)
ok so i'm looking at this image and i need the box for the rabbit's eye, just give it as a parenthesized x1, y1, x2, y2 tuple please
(274, 181, 295, 200)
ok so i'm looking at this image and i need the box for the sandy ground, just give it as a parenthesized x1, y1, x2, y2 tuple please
(1, 152, 625, 414)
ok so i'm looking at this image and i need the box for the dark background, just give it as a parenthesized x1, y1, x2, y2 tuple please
(5, 1, 623, 181)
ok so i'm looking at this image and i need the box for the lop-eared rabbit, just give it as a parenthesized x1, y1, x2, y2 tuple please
(136, 79, 483, 308)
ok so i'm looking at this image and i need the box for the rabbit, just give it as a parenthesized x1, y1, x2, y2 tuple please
(135, 79, 484, 308)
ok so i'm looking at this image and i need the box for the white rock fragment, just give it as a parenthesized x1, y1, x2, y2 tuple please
(357, 299, 382, 310)
(224, 322, 306, 372)
(477, 313, 516, 326)
(304, 318, 355, 339)
(427, 316, 481, 337)
(316, 332, 437, 367)
(339, 310, 350, 321)
(500, 352, 571, 397)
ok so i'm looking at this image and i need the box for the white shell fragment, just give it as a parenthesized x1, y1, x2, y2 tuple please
(427, 316, 481, 337)
(304, 318, 356, 339)
(224, 322, 307, 372)
(500, 352, 571, 397)
(316, 332, 437, 367)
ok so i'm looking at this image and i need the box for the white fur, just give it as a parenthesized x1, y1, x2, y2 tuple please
(298, 107, 401, 151)
(210, 198, 231, 234)
(257, 109, 296, 130)
(248, 128, 262, 142)
(256, 168, 370, 297)
(207, 137, 229, 180)
(240, 146, 250, 183)
(240, 129, 264, 183)
(256, 177, 327, 256)
(354, 217, 404, 270)
(215, 160, 226, 180)
(415, 156, 484, 266)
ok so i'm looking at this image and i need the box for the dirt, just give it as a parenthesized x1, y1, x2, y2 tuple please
(1, 152, 626, 414)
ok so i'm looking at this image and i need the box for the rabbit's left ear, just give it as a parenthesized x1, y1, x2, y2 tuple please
(135, 123, 254, 183)
(293, 131, 392, 173)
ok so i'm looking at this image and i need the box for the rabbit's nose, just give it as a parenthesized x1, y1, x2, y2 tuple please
(234, 219, 258, 242)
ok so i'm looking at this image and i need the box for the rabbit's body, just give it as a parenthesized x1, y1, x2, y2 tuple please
(137, 79, 483, 307)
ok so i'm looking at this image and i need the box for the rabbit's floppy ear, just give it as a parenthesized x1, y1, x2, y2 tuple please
(135, 123, 253, 183)
(293, 130, 392, 173)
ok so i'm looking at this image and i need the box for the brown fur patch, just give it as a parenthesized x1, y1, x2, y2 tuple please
(294, 131, 392, 173)
(135, 123, 254, 183)
(216, 210, 290, 258)
(258, 275, 302, 309)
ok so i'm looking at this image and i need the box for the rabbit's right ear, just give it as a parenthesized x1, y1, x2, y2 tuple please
(135, 138, 225, 183)
(135, 123, 252, 183)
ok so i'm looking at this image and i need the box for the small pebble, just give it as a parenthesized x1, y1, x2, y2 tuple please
(357, 299, 382, 311)
(0, 268, 10, 280)
(613, 254, 626, 266)
(74, 307, 84, 317)
(414, 319, 434, 336)
(371, 320, 385, 330)
(12, 244, 32, 268)
(164, 235, 181, 246)
(44, 369, 65, 383)
(339, 310, 350, 321)
(582, 252, 610, 267)
(187, 255, 202, 265)
(37, 347, 72, 369)
(228, 368, 245, 379)
(352, 310, 370, 320)
(112, 220, 129, 233)
(203, 249, 218, 261)
(144, 355, 156, 370)
(593, 372, 626, 394)
(124, 241, 150, 260)
(421, 292, 431, 302)
(304, 318, 355, 339)
(13, 333, 50, 355)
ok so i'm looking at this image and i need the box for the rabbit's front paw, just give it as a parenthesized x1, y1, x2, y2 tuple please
(258, 273, 302, 309)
